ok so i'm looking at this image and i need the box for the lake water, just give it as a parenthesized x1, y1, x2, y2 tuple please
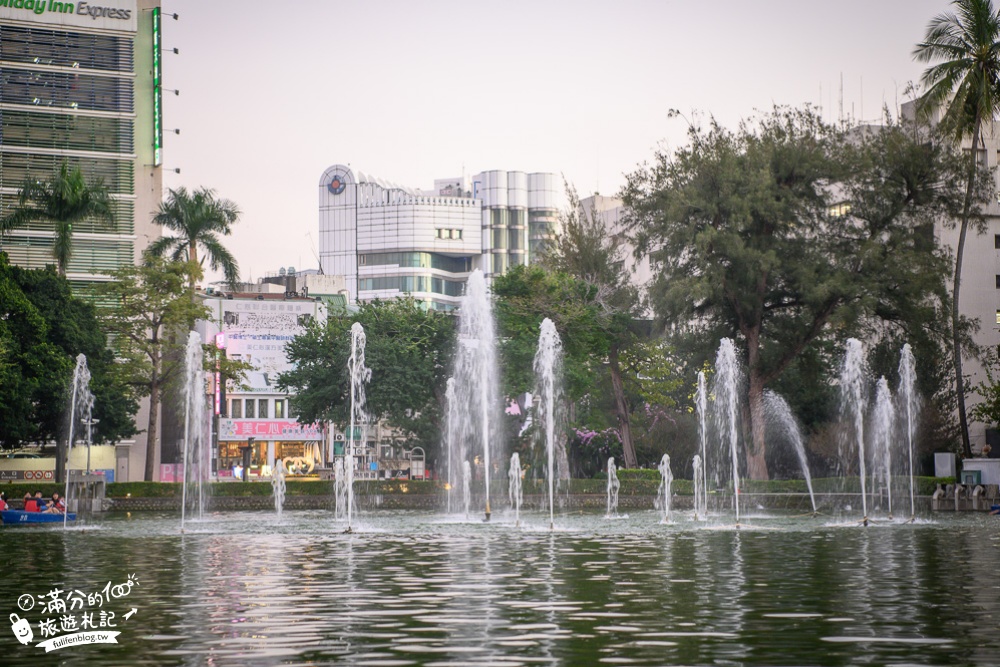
(1, 509, 999, 665)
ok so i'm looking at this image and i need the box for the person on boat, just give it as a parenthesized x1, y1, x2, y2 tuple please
(0, 492, 8, 510)
(33, 491, 49, 512)
(23, 493, 39, 512)
(44, 493, 65, 514)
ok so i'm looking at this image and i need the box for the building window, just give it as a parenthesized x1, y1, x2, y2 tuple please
(995, 234, 1000, 249)
(996, 275, 1000, 289)
(258, 399, 269, 419)
(275, 399, 285, 419)
(230, 400, 242, 419)
(245, 399, 255, 419)
(996, 309, 1000, 324)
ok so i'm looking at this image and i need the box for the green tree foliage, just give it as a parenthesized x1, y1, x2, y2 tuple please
(623, 107, 973, 479)
(279, 298, 456, 463)
(493, 264, 610, 475)
(0, 253, 137, 454)
(99, 256, 208, 481)
(493, 264, 610, 402)
(970, 349, 1000, 426)
(147, 187, 241, 290)
(0, 161, 115, 276)
(914, 0, 1000, 457)
(538, 186, 643, 467)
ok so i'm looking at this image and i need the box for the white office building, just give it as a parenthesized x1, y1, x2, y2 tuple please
(318, 164, 559, 310)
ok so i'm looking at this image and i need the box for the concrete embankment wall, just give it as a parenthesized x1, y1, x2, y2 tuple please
(105, 493, 958, 513)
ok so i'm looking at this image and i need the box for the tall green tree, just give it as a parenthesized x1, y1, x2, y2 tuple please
(914, 0, 1000, 458)
(147, 187, 241, 291)
(279, 298, 456, 463)
(623, 107, 972, 479)
(539, 186, 642, 467)
(0, 161, 115, 275)
(99, 256, 207, 481)
(0, 254, 138, 481)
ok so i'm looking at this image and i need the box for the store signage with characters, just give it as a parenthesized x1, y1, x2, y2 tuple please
(0, 0, 138, 33)
(219, 419, 323, 441)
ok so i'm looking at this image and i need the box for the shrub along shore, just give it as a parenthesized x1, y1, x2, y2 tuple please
(1, 475, 953, 512)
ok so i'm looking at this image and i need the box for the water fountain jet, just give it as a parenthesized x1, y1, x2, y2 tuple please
(695, 372, 709, 520)
(871, 377, 895, 519)
(534, 317, 563, 530)
(272, 459, 287, 518)
(693, 454, 705, 520)
(509, 452, 522, 527)
(606, 457, 620, 519)
(713, 339, 743, 525)
(449, 270, 500, 522)
(898, 344, 919, 522)
(840, 339, 868, 526)
(657, 453, 673, 524)
(65, 354, 94, 530)
(344, 322, 371, 533)
(763, 390, 817, 514)
(180, 332, 206, 533)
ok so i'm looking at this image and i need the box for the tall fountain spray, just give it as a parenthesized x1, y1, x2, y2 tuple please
(462, 460, 472, 518)
(696, 371, 709, 520)
(764, 391, 817, 514)
(345, 322, 371, 533)
(272, 459, 287, 518)
(450, 270, 500, 521)
(65, 354, 93, 530)
(509, 452, 523, 527)
(693, 455, 705, 519)
(334, 458, 347, 521)
(871, 377, 896, 518)
(606, 457, 621, 519)
(840, 339, 868, 525)
(445, 378, 457, 514)
(657, 453, 673, 524)
(534, 317, 563, 530)
(898, 344, 919, 521)
(181, 331, 206, 533)
(714, 339, 743, 525)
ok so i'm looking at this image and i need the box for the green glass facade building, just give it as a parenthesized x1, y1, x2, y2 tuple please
(0, 0, 162, 291)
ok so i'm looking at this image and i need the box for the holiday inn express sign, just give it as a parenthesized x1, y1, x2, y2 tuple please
(0, 0, 137, 33)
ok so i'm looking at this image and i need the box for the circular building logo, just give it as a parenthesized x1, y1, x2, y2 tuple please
(328, 175, 346, 195)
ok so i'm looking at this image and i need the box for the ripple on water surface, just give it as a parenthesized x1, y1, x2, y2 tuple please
(0, 509, 996, 665)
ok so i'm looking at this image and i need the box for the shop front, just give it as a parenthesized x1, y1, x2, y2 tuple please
(218, 419, 324, 478)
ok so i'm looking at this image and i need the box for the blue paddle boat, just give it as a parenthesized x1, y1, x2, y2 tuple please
(1, 510, 76, 525)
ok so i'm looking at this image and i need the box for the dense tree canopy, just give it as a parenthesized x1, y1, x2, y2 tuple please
(279, 298, 456, 463)
(538, 186, 643, 467)
(0, 253, 137, 451)
(623, 107, 976, 479)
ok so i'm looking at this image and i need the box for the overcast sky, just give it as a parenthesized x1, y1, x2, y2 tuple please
(160, 0, 951, 282)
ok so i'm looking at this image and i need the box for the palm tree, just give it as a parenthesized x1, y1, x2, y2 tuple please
(148, 186, 241, 290)
(914, 0, 1000, 458)
(0, 161, 115, 276)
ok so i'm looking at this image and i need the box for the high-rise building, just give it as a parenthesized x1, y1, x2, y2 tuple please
(0, 0, 162, 291)
(318, 164, 560, 310)
(473, 170, 559, 277)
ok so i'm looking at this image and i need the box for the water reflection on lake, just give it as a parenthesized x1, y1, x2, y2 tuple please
(2, 509, 999, 665)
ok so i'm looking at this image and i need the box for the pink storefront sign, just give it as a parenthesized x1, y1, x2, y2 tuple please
(219, 419, 323, 441)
